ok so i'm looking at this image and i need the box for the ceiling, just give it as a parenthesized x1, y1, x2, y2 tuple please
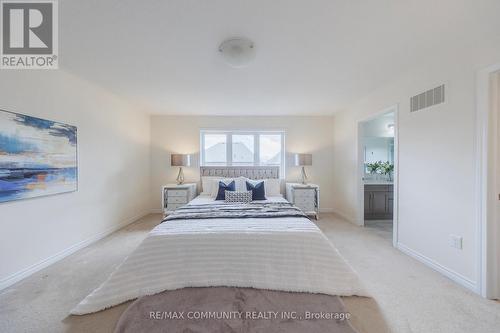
(60, 0, 500, 115)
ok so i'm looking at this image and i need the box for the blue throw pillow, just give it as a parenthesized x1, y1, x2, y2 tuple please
(246, 181, 266, 200)
(215, 181, 235, 200)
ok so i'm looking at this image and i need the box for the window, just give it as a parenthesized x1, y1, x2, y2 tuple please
(202, 133, 227, 165)
(259, 134, 282, 166)
(201, 130, 285, 172)
(232, 134, 254, 165)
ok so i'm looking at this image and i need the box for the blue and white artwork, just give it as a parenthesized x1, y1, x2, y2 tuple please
(0, 110, 77, 203)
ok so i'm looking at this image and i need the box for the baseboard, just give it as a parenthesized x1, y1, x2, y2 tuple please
(0, 210, 150, 292)
(397, 242, 478, 293)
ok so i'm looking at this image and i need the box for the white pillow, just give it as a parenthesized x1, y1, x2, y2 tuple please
(201, 176, 219, 195)
(264, 178, 281, 196)
(234, 176, 247, 192)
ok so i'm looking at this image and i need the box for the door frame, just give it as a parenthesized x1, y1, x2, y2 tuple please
(356, 104, 400, 247)
(476, 63, 500, 299)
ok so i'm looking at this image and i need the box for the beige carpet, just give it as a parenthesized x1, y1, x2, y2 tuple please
(0, 214, 499, 333)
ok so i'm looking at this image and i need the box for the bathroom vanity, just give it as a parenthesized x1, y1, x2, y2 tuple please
(364, 183, 394, 220)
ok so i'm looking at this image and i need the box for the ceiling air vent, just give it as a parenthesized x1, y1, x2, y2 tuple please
(410, 84, 445, 112)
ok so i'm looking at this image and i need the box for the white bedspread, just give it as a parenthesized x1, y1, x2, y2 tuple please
(71, 195, 369, 315)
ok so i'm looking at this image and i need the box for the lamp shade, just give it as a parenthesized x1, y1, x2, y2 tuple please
(294, 153, 312, 166)
(171, 154, 191, 167)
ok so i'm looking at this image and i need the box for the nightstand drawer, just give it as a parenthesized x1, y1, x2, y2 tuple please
(294, 197, 315, 205)
(296, 203, 316, 212)
(293, 189, 316, 198)
(166, 203, 184, 211)
(167, 196, 187, 204)
(163, 183, 197, 216)
(167, 189, 188, 197)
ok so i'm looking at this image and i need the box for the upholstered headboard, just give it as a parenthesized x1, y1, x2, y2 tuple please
(200, 166, 280, 180)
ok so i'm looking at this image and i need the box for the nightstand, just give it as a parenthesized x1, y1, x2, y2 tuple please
(286, 183, 320, 219)
(162, 183, 197, 216)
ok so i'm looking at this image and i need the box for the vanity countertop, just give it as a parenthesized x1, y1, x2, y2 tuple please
(364, 181, 394, 185)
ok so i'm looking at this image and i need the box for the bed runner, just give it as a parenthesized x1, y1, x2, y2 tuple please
(163, 202, 308, 222)
(114, 287, 361, 333)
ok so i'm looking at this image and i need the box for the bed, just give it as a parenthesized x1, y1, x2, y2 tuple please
(71, 167, 390, 332)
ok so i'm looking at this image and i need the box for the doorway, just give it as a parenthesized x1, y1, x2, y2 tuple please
(491, 70, 500, 300)
(477, 65, 500, 299)
(357, 105, 399, 246)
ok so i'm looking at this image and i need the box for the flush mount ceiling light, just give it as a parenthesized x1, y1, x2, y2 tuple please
(218, 38, 255, 68)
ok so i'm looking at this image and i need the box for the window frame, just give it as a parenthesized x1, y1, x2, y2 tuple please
(200, 129, 286, 176)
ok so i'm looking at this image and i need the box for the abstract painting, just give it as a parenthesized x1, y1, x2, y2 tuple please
(0, 110, 77, 203)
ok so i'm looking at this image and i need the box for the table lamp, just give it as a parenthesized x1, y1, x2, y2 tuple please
(171, 154, 191, 184)
(294, 153, 312, 184)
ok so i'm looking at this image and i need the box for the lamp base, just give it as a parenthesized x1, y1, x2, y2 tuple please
(176, 167, 184, 185)
(301, 166, 308, 184)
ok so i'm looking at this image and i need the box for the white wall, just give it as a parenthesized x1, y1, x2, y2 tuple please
(332, 46, 500, 290)
(0, 71, 151, 288)
(362, 113, 395, 138)
(150, 115, 334, 211)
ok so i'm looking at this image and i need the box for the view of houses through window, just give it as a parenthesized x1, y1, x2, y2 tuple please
(201, 131, 285, 170)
